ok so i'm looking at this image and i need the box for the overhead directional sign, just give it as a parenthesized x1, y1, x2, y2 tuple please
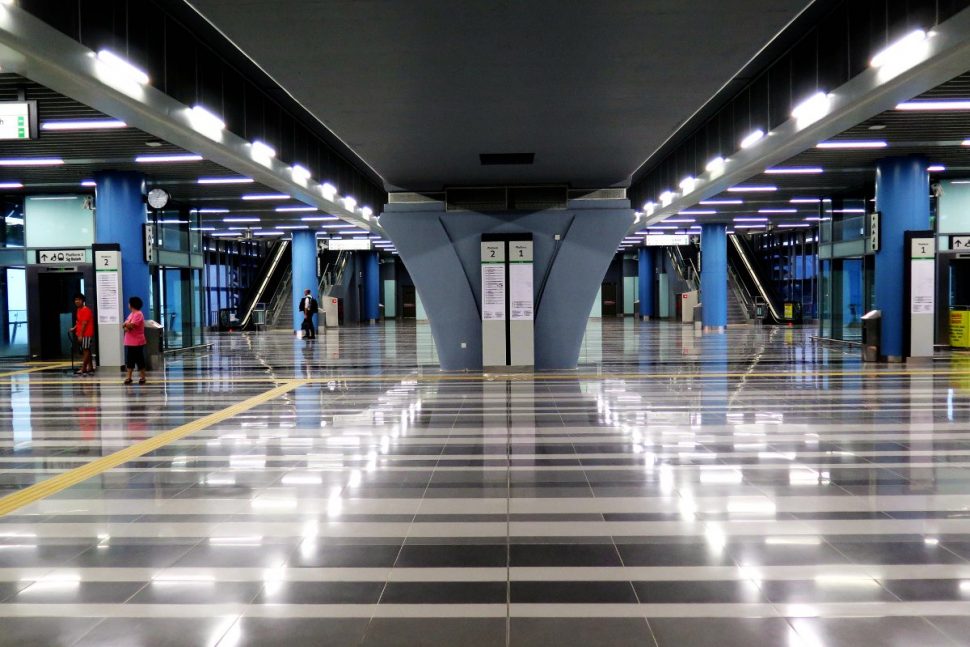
(0, 102, 32, 140)
(951, 235, 970, 250)
(645, 234, 690, 246)
(37, 249, 85, 264)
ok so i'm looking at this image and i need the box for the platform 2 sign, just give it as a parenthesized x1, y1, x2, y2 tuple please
(37, 249, 85, 264)
(951, 236, 970, 250)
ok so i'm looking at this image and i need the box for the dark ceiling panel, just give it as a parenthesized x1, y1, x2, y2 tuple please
(185, 0, 813, 191)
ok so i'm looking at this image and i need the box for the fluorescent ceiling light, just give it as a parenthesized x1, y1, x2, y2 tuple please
(791, 91, 831, 127)
(832, 208, 865, 214)
(253, 230, 284, 236)
(80, 180, 96, 187)
(188, 105, 225, 133)
(700, 199, 742, 205)
(301, 216, 339, 222)
(242, 193, 289, 200)
(197, 177, 253, 185)
(871, 29, 928, 69)
(658, 190, 676, 207)
(740, 129, 764, 149)
(927, 165, 946, 172)
(30, 195, 78, 201)
(0, 158, 63, 166)
(228, 226, 260, 230)
(192, 208, 230, 214)
(705, 156, 725, 173)
(320, 182, 338, 200)
(96, 49, 150, 85)
(679, 210, 715, 215)
(277, 225, 309, 229)
(648, 226, 677, 230)
(41, 119, 126, 131)
(361, 206, 373, 219)
(275, 206, 317, 212)
(157, 219, 188, 224)
(735, 217, 768, 222)
(291, 164, 311, 182)
(223, 217, 260, 223)
(897, 99, 970, 111)
(0, 182, 22, 189)
(778, 223, 811, 228)
(191, 227, 216, 231)
(758, 208, 797, 214)
(679, 176, 697, 194)
(727, 185, 777, 193)
(665, 218, 695, 223)
(342, 196, 357, 210)
(734, 224, 765, 229)
(765, 167, 823, 174)
(790, 198, 822, 204)
(211, 232, 239, 237)
(135, 153, 203, 163)
(338, 229, 365, 235)
(317, 223, 347, 228)
(817, 140, 887, 149)
(250, 140, 276, 160)
(643, 201, 656, 216)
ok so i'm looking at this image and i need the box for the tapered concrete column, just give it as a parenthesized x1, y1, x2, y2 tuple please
(638, 246, 654, 320)
(290, 230, 318, 333)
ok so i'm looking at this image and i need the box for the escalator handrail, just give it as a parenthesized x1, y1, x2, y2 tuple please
(729, 234, 782, 322)
(240, 240, 290, 328)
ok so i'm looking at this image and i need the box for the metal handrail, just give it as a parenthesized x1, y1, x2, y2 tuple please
(728, 234, 782, 321)
(727, 266, 755, 320)
(268, 269, 292, 326)
(666, 245, 698, 290)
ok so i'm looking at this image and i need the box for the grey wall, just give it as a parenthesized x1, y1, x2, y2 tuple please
(381, 199, 632, 371)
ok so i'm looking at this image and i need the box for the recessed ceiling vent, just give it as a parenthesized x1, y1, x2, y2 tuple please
(479, 153, 534, 165)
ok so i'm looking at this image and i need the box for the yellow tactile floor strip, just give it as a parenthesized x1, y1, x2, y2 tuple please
(0, 362, 71, 378)
(0, 379, 306, 517)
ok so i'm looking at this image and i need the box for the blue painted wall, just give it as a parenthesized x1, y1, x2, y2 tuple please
(700, 223, 727, 328)
(381, 199, 633, 371)
(291, 230, 319, 332)
(94, 171, 149, 305)
(874, 156, 930, 358)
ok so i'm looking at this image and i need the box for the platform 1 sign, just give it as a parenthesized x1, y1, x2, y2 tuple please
(0, 102, 31, 140)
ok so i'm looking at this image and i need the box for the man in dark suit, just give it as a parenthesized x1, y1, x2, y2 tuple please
(299, 289, 319, 339)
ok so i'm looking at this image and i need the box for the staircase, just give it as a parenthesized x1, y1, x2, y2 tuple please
(726, 279, 749, 325)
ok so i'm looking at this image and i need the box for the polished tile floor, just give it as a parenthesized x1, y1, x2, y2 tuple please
(0, 318, 970, 645)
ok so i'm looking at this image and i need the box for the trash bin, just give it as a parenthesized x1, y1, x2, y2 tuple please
(861, 310, 882, 362)
(144, 325, 164, 371)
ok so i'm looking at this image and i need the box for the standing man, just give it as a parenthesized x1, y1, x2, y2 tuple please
(299, 289, 318, 340)
(69, 293, 95, 376)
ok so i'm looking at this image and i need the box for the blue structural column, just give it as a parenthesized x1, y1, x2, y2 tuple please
(700, 223, 727, 330)
(291, 230, 319, 333)
(94, 171, 149, 305)
(875, 156, 930, 360)
(637, 246, 654, 320)
(362, 251, 380, 324)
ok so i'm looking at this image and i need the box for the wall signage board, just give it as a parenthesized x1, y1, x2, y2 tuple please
(645, 234, 690, 247)
(0, 102, 34, 140)
(37, 249, 85, 264)
(868, 212, 880, 253)
(144, 223, 156, 263)
(509, 241, 533, 321)
(481, 240, 507, 367)
(328, 239, 372, 251)
(950, 235, 970, 250)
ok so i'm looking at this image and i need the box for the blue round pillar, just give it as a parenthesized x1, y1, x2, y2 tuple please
(94, 171, 149, 306)
(875, 156, 930, 360)
(291, 230, 319, 333)
(362, 251, 380, 324)
(637, 246, 654, 320)
(700, 223, 727, 330)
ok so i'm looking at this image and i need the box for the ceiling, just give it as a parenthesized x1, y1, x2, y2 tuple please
(185, 0, 814, 192)
(647, 70, 970, 234)
(0, 74, 379, 241)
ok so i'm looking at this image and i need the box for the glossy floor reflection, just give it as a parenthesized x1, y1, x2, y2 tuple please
(1, 319, 970, 645)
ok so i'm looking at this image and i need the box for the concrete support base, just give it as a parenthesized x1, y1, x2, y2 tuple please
(703, 325, 725, 333)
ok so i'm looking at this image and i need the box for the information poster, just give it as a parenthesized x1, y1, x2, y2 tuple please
(96, 272, 120, 324)
(482, 264, 506, 321)
(510, 264, 533, 320)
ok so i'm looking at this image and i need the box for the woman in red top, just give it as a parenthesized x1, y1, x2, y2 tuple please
(69, 293, 95, 376)
(122, 296, 147, 385)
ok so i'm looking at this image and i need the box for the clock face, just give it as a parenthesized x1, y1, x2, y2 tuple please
(147, 188, 169, 210)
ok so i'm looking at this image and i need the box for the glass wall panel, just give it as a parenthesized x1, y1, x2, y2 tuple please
(24, 196, 93, 248)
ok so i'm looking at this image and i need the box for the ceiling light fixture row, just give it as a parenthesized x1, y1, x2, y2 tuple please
(92, 47, 375, 226)
(643, 28, 932, 216)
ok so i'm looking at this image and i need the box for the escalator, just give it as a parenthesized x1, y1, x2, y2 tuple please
(727, 233, 785, 324)
(238, 240, 291, 329)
